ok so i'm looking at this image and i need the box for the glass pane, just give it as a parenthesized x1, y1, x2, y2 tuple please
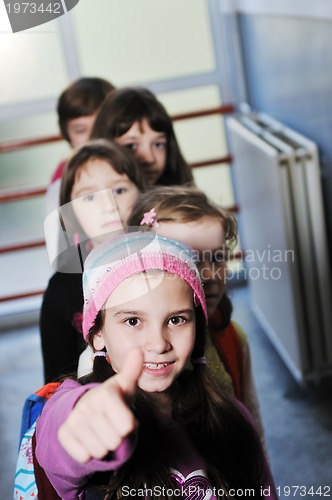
(193, 164, 234, 207)
(72, 0, 215, 83)
(158, 85, 221, 113)
(0, 20, 67, 105)
(157, 86, 233, 208)
(0, 112, 70, 188)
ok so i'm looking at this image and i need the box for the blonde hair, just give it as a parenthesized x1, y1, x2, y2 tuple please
(128, 185, 238, 252)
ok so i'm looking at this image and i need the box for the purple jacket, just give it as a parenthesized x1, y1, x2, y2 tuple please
(36, 379, 278, 499)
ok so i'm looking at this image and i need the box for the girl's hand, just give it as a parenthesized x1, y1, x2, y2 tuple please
(58, 348, 143, 463)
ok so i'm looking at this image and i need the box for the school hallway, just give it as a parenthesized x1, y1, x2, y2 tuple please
(1, 284, 332, 500)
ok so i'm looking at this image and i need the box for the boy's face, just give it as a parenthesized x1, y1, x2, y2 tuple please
(67, 114, 96, 148)
(155, 217, 227, 318)
(70, 158, 140, 246)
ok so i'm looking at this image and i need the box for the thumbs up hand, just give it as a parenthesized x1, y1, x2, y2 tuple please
(58, 348, 144, 463)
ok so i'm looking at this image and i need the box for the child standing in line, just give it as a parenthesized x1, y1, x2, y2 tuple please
(127, 185, 264, 438)
(46, 77, 115, 217)
(52, 77, 115, 182)
(90, 86, 194, 187)
(36, 231, 277, 499)
(41, 140, 146, 383)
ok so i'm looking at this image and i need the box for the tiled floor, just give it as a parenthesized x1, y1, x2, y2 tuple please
(1, 285, 332, 499)
(230, 286, 332, 498)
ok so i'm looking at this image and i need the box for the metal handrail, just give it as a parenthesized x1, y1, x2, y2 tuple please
(0, 205, 239, 255)
(0, 104, 235, 154)
(0, 240, 46, 254)
(0, 252, 245, 302)
(0, 187, 46, 203)
(0, 290, 45, 303)
(172, 104, 235, 121)
(0, 157, 233, 204)
(190, 155, 232, 169)
(0, 135, 63, 153)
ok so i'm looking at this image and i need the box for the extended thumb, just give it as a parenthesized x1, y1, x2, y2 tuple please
(116, 348, 144, 396)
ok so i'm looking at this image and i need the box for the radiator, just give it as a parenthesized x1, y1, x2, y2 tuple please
(227, 113, 332, 384)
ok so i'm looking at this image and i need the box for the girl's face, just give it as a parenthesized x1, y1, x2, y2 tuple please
(115, 118, 167, 187)
(154, 216, 227, 318)
(93, 272, 195, 403)
(70, 158, 140, 247)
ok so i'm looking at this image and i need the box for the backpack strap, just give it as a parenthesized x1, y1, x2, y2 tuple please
(32, 432, 61, 499)
(19, 382, 61, 445)
(209, 319, 245, 400)
(34, 382, 61, 399)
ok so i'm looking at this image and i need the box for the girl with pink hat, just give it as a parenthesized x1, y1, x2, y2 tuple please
(36, 231, 277, 500)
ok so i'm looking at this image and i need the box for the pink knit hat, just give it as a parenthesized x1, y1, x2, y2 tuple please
(82, 231, 207, 340)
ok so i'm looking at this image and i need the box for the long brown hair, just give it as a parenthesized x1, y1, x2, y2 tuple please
(90, 87, 194, 186)
(82, 306, 264, 499)
(59, 139, 146, 242)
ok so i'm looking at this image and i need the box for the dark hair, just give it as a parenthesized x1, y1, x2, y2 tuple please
(83, 306, 264, 499)
(57, 77, 115, 143)
(59, 139, 146, 245)
(91, 87, 194, 186)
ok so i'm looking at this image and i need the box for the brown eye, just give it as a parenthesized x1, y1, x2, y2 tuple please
(168, 316, 185, 326)
(124, 317, 141, 327)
